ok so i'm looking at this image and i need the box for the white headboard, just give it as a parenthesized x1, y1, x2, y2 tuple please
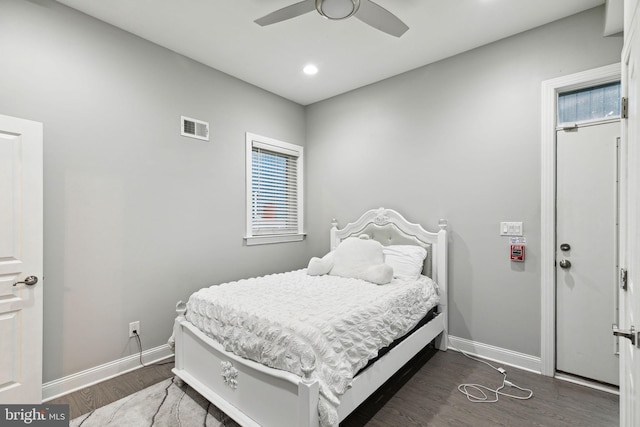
(330, 207, 448, 318)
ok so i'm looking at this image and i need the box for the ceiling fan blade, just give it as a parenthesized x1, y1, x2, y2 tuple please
(355, 0, 409, 37)
(254, 0, 316, 26)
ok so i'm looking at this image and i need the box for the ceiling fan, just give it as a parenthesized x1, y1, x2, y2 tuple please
(254, 0, 409, 38)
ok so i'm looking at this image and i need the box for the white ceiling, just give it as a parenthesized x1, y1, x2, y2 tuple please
(56, 0, 612, 106)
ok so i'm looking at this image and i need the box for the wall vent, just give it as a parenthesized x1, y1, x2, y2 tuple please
(181, 116, 209, 141)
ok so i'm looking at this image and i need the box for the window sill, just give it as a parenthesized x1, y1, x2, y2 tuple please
(244, 233, 306, 246)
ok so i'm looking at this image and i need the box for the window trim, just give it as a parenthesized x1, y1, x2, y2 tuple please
(244, 132, 305, 246)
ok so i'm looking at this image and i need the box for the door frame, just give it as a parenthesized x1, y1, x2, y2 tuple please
(540, 63, 621, 378)
(619, 9, 640, 423)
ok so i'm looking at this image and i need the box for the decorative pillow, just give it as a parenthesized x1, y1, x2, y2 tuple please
(307, 251, 335, 276)
(361, 263, 394, 285)
(382, 245, 428, 280)
(329, 237, 393, 285)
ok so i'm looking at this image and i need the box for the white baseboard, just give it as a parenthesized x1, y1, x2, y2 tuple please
(448, 335, 542, 374)
(42, 344, 174, 402)
(41, 337, 541, 402)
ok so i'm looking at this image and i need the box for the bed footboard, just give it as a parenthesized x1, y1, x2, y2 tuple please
(173, 305, 445, 427)
(172, 307, 320, 427)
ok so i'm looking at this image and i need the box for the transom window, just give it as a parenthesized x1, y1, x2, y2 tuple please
(558, 81, 621, 125)
(245, 133, 304, 245)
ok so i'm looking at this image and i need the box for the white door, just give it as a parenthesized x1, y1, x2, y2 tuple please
(619, 3, 640, 423)
(556, 121, 620, 386)
(0, 115, 43, 403)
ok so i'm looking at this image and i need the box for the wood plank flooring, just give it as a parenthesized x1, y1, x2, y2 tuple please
(48, 358, 175, 419)
(50, 349, 618, 426)
(342, 348, 618, 427)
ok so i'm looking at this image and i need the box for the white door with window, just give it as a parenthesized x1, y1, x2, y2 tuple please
(0, 114, 43, 403)
(556, 121, 620, 386)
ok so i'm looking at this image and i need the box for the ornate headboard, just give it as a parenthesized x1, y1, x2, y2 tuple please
(330, 207, 448, 289)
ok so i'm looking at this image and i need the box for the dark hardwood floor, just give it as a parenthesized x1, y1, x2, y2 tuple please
(50, 349, 618, 426)
(342, 348, 618, 427)
(48, 357, 175, 419)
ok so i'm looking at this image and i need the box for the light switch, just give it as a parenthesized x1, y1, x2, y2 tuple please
(500, 222, 523, 236)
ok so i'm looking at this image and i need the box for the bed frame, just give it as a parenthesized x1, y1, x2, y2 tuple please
(172, 207, 448, 427)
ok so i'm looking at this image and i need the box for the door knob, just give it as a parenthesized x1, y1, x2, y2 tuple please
(13, 276, 38, 287)
(560, 243, 571, 251)
(559, 259, 571, 269)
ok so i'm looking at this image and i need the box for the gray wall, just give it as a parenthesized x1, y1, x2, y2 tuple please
(0, 0, 308, 382)
(304, 6, 622, 357)
(0, 0, 623, 385)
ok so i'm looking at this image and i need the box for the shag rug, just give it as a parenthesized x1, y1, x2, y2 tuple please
(71, 377, 240, 427)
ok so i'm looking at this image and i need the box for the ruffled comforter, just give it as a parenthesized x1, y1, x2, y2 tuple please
(185, 269, 439, 427)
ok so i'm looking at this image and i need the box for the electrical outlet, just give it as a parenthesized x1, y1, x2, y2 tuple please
(129, 321, 140, 338)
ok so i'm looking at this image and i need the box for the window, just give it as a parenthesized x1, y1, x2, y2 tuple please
(558, 82, 621, 125)
(245, 133, 304, 245)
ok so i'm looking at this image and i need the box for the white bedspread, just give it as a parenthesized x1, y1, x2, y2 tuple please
(185, 269, 439, 427)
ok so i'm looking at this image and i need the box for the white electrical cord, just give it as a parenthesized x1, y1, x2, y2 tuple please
(449, 340, 534, 403)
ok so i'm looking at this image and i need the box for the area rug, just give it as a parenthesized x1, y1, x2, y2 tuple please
(71, 377, 240, 427)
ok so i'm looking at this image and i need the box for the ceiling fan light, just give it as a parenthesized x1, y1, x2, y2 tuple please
(316, 0, 360, 20)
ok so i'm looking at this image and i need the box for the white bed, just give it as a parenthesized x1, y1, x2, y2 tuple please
(171, 207, 448, 427)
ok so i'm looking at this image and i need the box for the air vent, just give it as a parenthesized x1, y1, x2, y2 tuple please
(181, 116, 209, 141)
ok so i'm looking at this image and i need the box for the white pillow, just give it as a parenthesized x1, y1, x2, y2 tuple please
(383, 245, 428, 280)
(360, 263, 394, 285)
(307, 251, 334, 276)
(329, 237, 393, 285)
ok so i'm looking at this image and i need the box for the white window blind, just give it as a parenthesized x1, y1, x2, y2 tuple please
(245, 133, 304, 245)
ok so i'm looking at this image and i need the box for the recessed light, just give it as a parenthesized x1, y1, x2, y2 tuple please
(303, 64, 318, 75)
